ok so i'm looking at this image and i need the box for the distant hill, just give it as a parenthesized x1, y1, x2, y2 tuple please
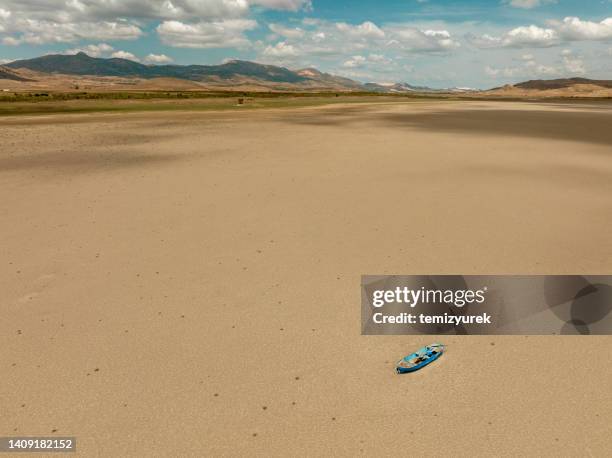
(363, 82, 476, 94)
(364, 82, 437, 93)
(514, 78, 612, 90)
(0, 65, 32, 81)
(4, 53, 611, 97)
(485, 77, 612, 98)
(6, 53, 345, 87)
(296, 68, 362, 89)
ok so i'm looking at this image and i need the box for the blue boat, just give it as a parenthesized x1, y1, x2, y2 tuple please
(396, 343, 445, 374)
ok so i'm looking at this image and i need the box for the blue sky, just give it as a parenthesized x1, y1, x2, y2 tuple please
(0, 0, 610, 88)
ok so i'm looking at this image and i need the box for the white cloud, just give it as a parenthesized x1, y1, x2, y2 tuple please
(562, 55, 586, 74)
(336, 21, 385, 39)
(468, 25, 557, 48)
(144, 53, 173, 64)
(342, 53, 392, 68)
(0, 0, 310, 46)
(262, 41, 298, 57)
(484, 47, 589, 80)
(251, 0, 311, 11)
(468, 16, 612, 49)
(504, 25, 558, 47)
(504, 0, 556, 9)
(392, 27, 460, 52)
(65, 43, 114, 57)
(485, 65, 500, 77)
(269, 23, 304, 38)
(554, 17, 612, 41)
(485, 61, 559, 79)
(367, 53, 392, 63)
(0, 19, 143, 45)
(255, 18, 461, 79)
(342, 55, 367, 68)
(269, 19, 461, 60)
(111, 50, 140, 62)
(533, 64, 558, 75)
(0, 1, 307, 23)
(157, 19, 257, 48)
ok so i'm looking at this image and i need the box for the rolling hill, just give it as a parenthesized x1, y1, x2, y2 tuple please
(2, 53, 611, 97)
(485, 77, 612, 98)
(514, 78, 612, 90)
(6, 53, 334, 87)
(0, 65, 32, 81)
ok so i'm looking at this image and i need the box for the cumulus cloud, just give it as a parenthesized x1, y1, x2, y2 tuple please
(504, 0, 556, 9)
(157, 19, 257, 48)
(65, 43, 114, 57)
(485, 46, 588, 80)
(342, 55, 367, 68)
(336, 21, 385, 39)
(553, 17, 612, 41)
(251, 0, 311, 11)
(503, 25, 558, 47)
(343, 53, 392, 68)
(262, 41, 298, 57)
(111, 50, 140, 61)
(255, 17, 461, 78)
(144, 53, 173, 64)
(0, 1, 306, 22)
(562, 54, 586, 74)
(468, 25, 558, 48)
(0, 19, 143, 45)
(0, 0, 309, 46)
(269, 23, 305, 38)
(391, 27, 460, 52)
(262, 19, 461, 63)
(468, 16, 612, 49)
(485, 62, 558, 79)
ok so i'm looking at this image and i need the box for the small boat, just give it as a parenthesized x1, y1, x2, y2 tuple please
(396, 343, 445, 374)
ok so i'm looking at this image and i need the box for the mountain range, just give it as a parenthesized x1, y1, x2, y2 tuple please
(4, 52, 364, 91)
(2, 52, 450, 92)
(1, 53, 611, 96)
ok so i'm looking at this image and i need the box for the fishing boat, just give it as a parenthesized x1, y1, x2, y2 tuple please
(396, 343, 445, 374)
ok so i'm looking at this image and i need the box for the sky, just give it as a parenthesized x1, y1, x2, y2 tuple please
(0, 0, 610, 88)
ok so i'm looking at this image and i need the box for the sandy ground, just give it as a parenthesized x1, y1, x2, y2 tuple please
(1, 100, 612, 457)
